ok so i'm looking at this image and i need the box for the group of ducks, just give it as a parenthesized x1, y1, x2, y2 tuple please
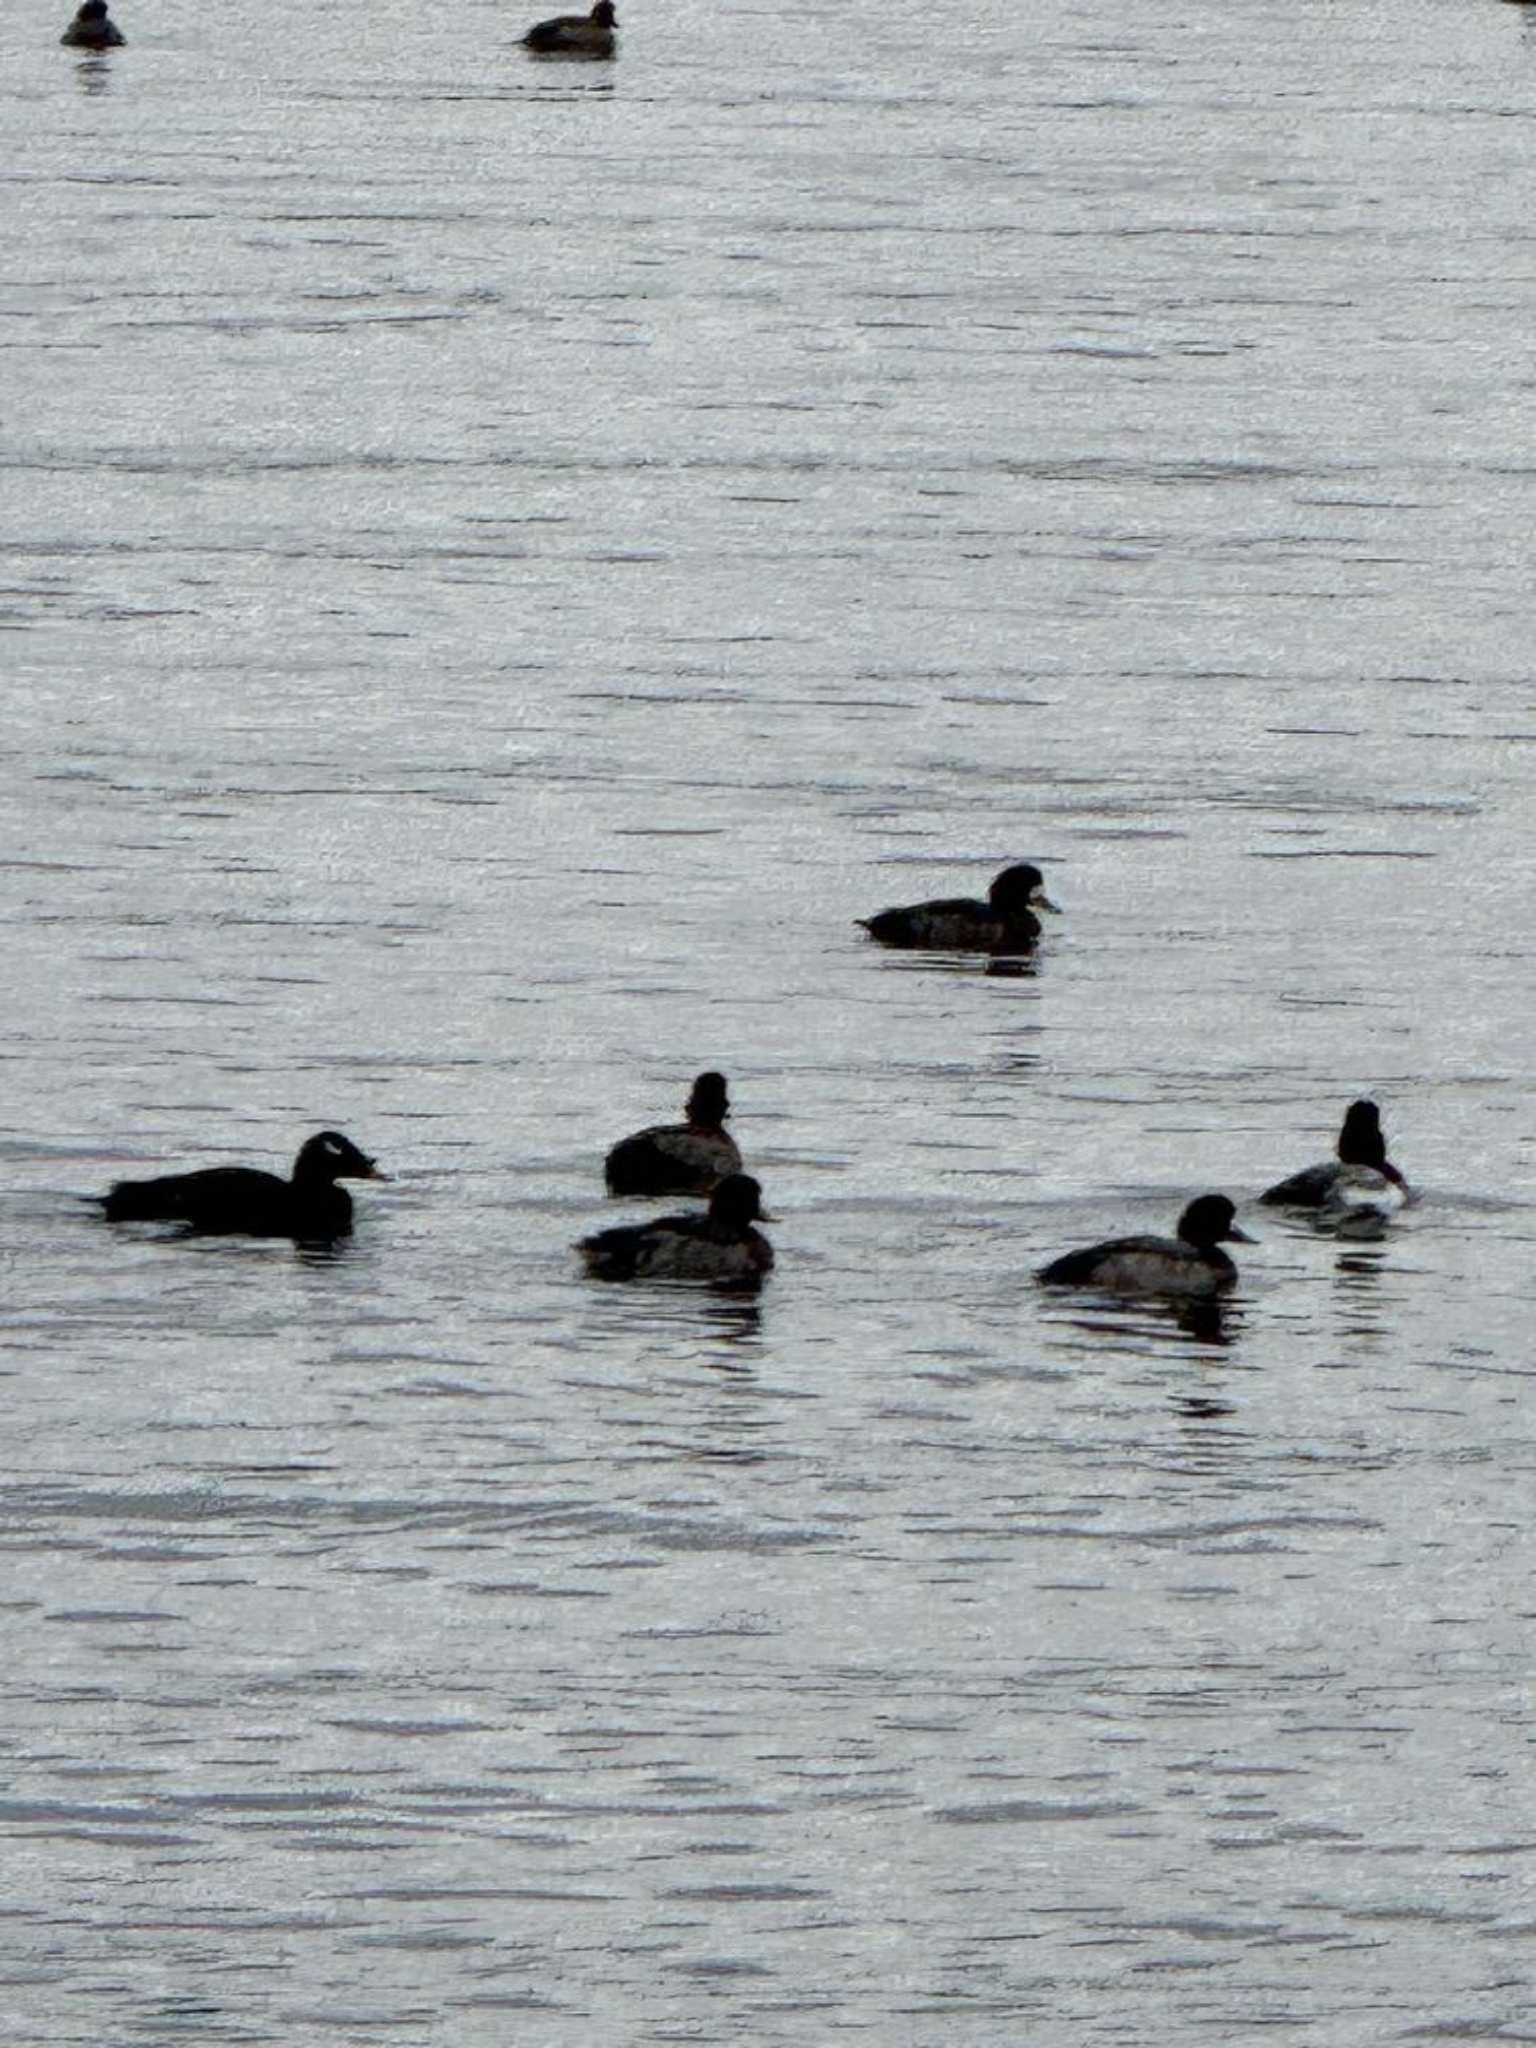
(1037, 1092, 1410, 1301)
(59, 0, 622, 56)
(518, 0, 1533, 62)
(63, 0, 1536, 57)
(586, 1083, 1409, 1295)
(90, 863, 1413, 1299)
(592, 1078, 1410, 1294)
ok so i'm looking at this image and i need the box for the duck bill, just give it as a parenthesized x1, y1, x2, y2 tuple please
(1227, 1224, 1256, 1243)
(1032, 893, 1062, 914)
(360, 1160, 391, 1181)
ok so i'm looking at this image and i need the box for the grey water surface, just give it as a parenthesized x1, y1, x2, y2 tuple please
(3, 0, 1536, 2039)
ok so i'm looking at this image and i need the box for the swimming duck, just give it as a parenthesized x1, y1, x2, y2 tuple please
(578, 1173, 775, 1285)
(521, 0, 616, 54)
(61, 0, 124, 46)
(96, 1130, 385, 1238)
(1260, 1100, 1409, 1213)
(859, 863, 1059, 951)
(1037, 1194, 1253, 1298)
(604, 1071, 743, 1197)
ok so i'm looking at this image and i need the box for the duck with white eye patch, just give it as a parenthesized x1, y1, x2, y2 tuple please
(578, 1174, 775, 1287)
(1037, 1195, 1254, 1299)
(859, 863, 1059, 952)
(94, 1131, 386, 1238)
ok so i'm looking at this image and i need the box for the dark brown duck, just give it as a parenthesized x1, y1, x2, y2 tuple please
(604, 1071, 742, 1197)
(61, 0, 124, 46)
(579, 1173, 775, 1286)
(522, 1, 616, 55)
(859, 863, 1058, 951)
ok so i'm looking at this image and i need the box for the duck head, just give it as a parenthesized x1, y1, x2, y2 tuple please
(686, 1071, 731, 1126)
(1177, 1194, 1254, 1248)
(988, 863, 1059, 916)
(710, 1173, 771, 1228)
(296, 1131, 387, 1184)
(1336, 1099, 1388, 1169)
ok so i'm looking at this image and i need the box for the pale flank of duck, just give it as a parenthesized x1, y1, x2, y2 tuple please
(1321, 1164, 1409, 1232)
(1261, 1098, 1410, 1209)
(1037, 1195, 1253, 1299)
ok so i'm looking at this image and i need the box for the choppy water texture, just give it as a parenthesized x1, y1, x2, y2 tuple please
(4, 0, 1536, 2040)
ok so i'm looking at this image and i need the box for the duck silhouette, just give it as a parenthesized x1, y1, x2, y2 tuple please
(604, 1071, 743, 1197)
(859, 863, 1058, 951)
(96, 1131, 385, 1239)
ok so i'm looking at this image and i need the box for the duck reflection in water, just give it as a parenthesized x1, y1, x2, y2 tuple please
(294, 1236, 354, 1269)
(1174, 1391, 1237, 1420)
(1170, 1295, 1239, 1347)
(700, 1294, 765, 1347)
(581, 1278, 766, 1361)
(1051, 1293, 1240, 1351)
(1329, 1238, 1391, 1341)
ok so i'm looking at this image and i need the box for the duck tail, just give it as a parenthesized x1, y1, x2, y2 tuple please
(578, 1227, 639, 1280)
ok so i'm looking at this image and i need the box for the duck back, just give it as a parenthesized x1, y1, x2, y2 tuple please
(580, 1211, 771, 1284)
(101, 1165, 354, 1236)
(1259, 1161, 1339, 1207)
(580, 1175, 774, 1286)
(522, 5, 615, 52)
(604, 1123, 741, 1196)
(1039, 1232, 1236, 1297)
(862, 896, 1036, 950)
